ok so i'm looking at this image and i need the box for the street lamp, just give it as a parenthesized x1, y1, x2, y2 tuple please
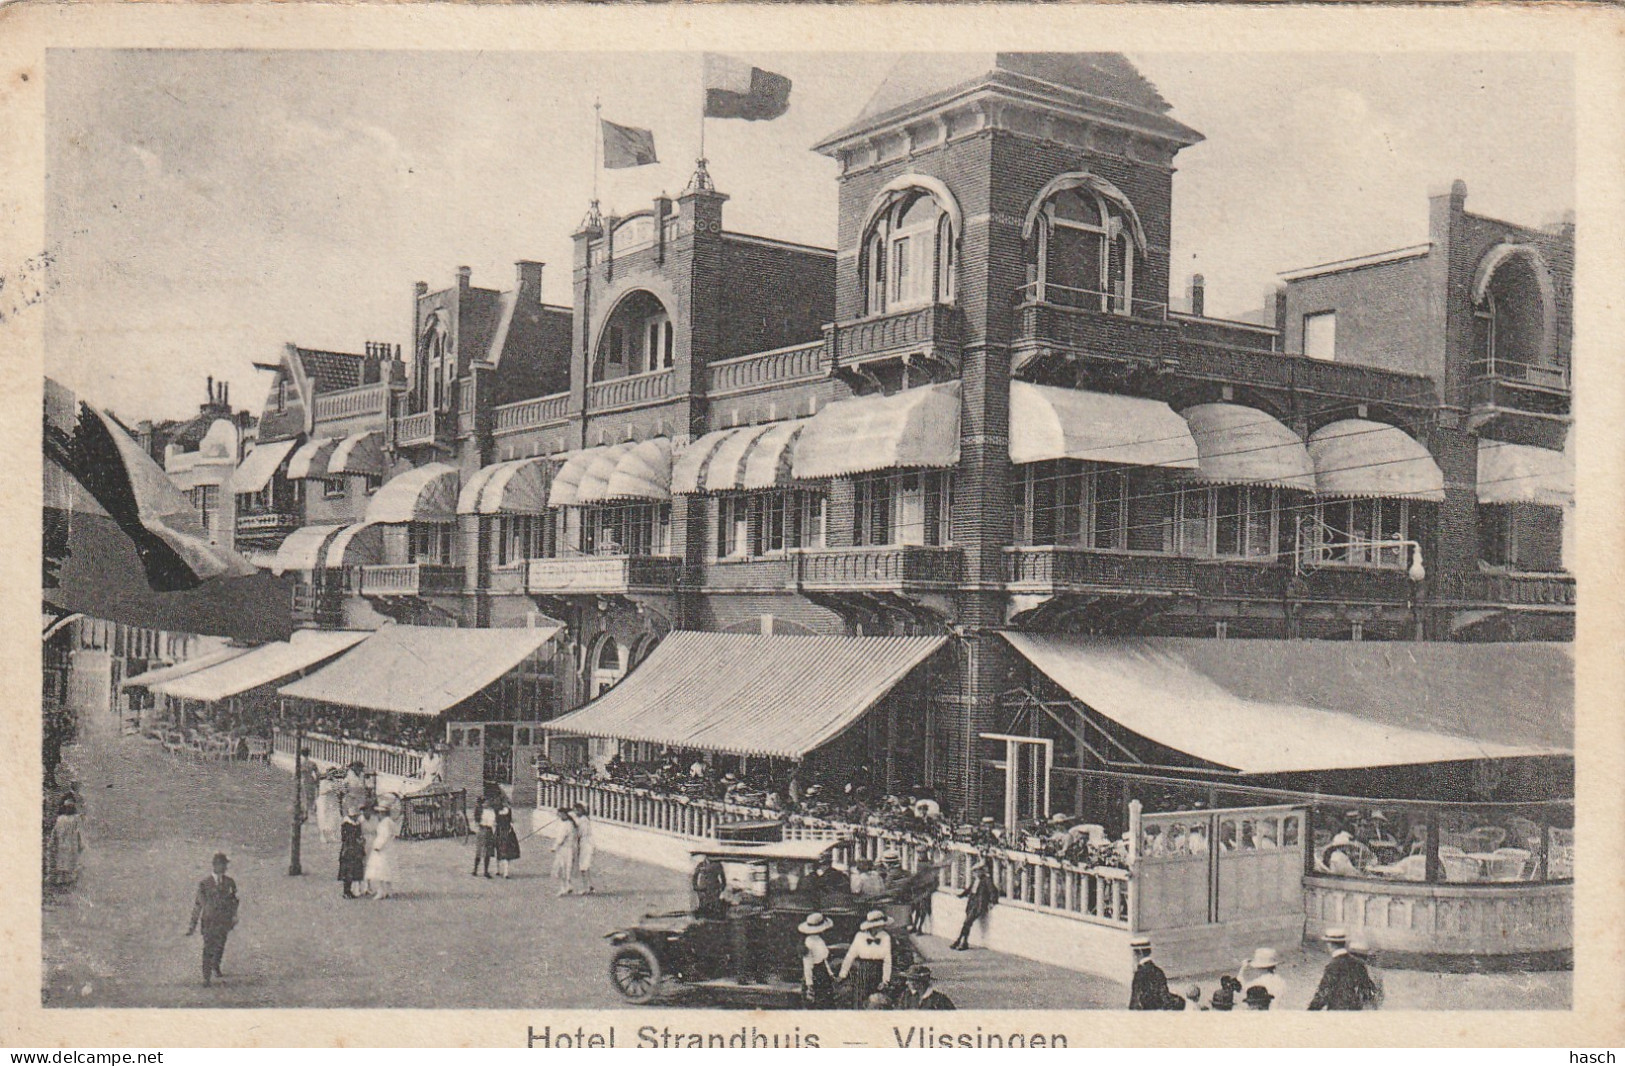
(287, 698, 305, 876)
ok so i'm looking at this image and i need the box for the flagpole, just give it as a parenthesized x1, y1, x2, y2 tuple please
(592, 98, 602, 214)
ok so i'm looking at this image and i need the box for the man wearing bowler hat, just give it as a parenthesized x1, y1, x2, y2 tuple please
(1308, 927, 1380, 1010)
(1128, 936, 1182, 1010)
(186, 852, 240, 987)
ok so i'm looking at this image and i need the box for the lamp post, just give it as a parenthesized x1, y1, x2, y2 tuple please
(1407, 543, 1427, 641)
(288, 702, 305, 877)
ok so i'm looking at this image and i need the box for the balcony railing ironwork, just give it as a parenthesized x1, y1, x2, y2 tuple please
(1433, 571, 1576, 608)
(235, 511, 302, 537)
(1469, 356, 1570, 392)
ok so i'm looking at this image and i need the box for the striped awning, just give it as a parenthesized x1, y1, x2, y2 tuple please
(1010, 382, 1198, 468)
(272, 524, 344, 575)
(572, 443, 635, 504)
(605, 438, 673, 501)
(233, 438, 299, 493)
(364, 462, 459, 524)
(542, 632, 948, 760)
(702, 425, 776, 493)
(1181, 403, 1316, 492)
(329, 432, 385, 477)
(1308, 420, 1445, 502)
(154, 629, 370, 702)
(739, 419, 810, 491)
(458, 457, 553, 515)
(1477, 440, 1573, 507)
(287, 438, 339, 480)
(793, 383, 961, 480)
(671, 429, 736, 495)
(548, 449, 598, 508)
(122, 647, 252, 690)
(325, 522, 382, 568)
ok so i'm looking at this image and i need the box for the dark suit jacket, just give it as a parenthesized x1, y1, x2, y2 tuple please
(1308, 952, 1378, 1010)
(189, 874, 239, 935)
(1129, 959, 1181, 1010)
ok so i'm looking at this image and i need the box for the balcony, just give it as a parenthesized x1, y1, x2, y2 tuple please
(358, 563, 465, 597)
(1468, 358, 1571, 435)
(585, 369, 674, 413)
(487, 562, 529, 595)
(1005, 547, 1196, 597)
(827, 304, 962, 377)
(793, 545, 963, 593)
(1433, 571, 1575, 609)
(524, 555, 683, 596)
(701, 556, 797, 592)
(706, 341, 827, 397)
(291, 583, 344, 628)
(393, 409, 437, 448)
(1176, 341, 1436, 410)
(493, 391, 570, 436)
(1197, 559, 1417, 605)
(1011, 287, 1178, 375)
(235, 511, 301, 544)
(312, 383, 390, 425)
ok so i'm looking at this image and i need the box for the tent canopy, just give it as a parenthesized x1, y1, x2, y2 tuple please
(1004, 633, 1572, 775)
(122, 647, 251, 689)
(739, 419, 810, 491)
(458, 457, 553, 515)
(153, 630, 369, 702)
(329, 432, 385, 477)
(543, 632, 947, 760)
(280, 624, 561, 716)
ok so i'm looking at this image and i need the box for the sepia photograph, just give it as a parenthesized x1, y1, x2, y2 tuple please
(21, 13, 1615, 1044)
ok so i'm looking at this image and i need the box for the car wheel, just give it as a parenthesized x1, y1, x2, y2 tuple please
(609, 942, 663, 1003)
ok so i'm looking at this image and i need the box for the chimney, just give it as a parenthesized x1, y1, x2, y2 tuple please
(221, 382, 229, 408)
(1271, 287, 1288, 336)
(1188, 274, 1206, 318)
(515, 260, 544, 302)
(206, 375, 215, 406)
(456, 265, 472, 292)
(414, 281, 428, 299)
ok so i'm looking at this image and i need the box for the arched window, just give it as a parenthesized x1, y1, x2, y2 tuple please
(859, 185, 959, 317)
(1023, 172, 1147, 316)
(592, 290, 674, 382)
(416, 315, 448, 413)
(591, 635, 625, 698)
(1471, 246, 1559, 385)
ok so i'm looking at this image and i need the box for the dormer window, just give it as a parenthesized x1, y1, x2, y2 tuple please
(1023, 172, 1148, 316)
(859, 180, 960, 317)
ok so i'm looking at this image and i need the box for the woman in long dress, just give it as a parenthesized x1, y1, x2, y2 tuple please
(798, 913, 836, 1009)
(838, 910, 894, 1009)
(494, 795, 521, 879)
(571, 802, 595, 894)
(337, 810, 367, 898)
(365, 802, 398, 901)
(315, 773, 340, 845)
(47, 797, 85, 888)
(550, 807, 578, 896)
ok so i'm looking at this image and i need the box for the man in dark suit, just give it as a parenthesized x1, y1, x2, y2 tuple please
(899, 965, 956, 1010)
(1129, 936, 1183, 1010)
(1308, 927, 1380, 1010)
(186, 852, 239, 987)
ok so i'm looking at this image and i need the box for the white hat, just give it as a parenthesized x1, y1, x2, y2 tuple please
(1249, 947, 1278, 969)
(1324, 927, 1349, 944)
(798, 913, 834, 935)
(860, 909, 889, 931)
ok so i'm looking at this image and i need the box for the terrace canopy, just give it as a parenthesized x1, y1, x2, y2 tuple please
(152, 629, 369, 703)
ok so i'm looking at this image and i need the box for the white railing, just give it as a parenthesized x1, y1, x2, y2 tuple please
(535, 773, 1131, 929)
(274, 729, 425, 780)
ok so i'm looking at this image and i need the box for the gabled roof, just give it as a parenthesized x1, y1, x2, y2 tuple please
(816, 52, 1202, 153)
(295, 348, 369, 393)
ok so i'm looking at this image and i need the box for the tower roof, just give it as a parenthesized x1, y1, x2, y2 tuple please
(815, 52, 1201, 154)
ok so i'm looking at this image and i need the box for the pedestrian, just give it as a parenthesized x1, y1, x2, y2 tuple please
(1128, 936, 1182, 1010)
(950, 855, 998, 950)
(1243, 985, 1275, 1010)
(838, 909, 894, 1008)
(340, 761, 368, 819)
(693, 855, 727, 918)
(550, 807, 579, 896)
(495, 794, 521, 879)
(1209, 974, 1243, 1011)
(1308, 928, 1381, 1010)
(185, 852, 239, 987)
(1238, 946, 1285, 1006)
(46, 796, 85, 888)
(472, 794, 497, 878)
(572, 802, 596, 894)
(366, 799, 398, 901)
(337, 809, 366, 899)
(797, 912, 836, 1009)
(1348, 938, 1385, 1009)
(314, 770, 339, 845)
(298, 750, 319, 826)
(899, 964, 956, 1010)
(722, 873, 768, 985)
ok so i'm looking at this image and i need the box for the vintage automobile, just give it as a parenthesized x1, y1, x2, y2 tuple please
(605, 838, 930, 1004)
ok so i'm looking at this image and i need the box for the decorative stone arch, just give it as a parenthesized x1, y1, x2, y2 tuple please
(1471, 242, 1559, 365)
(628, 630, 661, 668)
(861, 173, 965, 247)
(589, 280, 681, 381)
(1021, 171, 1149, 257)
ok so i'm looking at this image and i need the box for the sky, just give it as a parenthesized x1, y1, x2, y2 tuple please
(44, 50, 1573, 423)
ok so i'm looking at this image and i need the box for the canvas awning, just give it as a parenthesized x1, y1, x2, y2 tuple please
(233, 438, 300, 494)
(272, 524, 344, 575)
(1308, 420, 1445, 502)
(153, 629, 369, 702)
(457, 457, 553, 515)
(329, 432, 385, 477)
(739, 419, 810, 490)
(287, 437, 339, 480)
(325, 522, 382, 568)
(605, 438, 673, 501)
(1010, 382, 1198, 469)
(702, 425, 776, 493)
(542, 632, 947, 760)
(122, 647, 251, 689)
(793, 383, 961, 479)
(279, 624, 561, 717)
(1180, 403, 1316, 492)
(1476, 440, 1573, 507)
(365, 462, 459, 524)
(671, 429, 736, 495)
(1004, 633, 1571, 775)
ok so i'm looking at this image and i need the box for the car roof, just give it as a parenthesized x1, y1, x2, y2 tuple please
(689, 839, 842, 861)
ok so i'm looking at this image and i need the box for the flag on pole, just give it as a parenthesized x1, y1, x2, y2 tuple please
(703, 54, 792, 121)
(601, 118, 658, 169)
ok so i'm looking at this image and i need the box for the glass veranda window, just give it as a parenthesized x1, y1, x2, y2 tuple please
(854, 472, 953, 547)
